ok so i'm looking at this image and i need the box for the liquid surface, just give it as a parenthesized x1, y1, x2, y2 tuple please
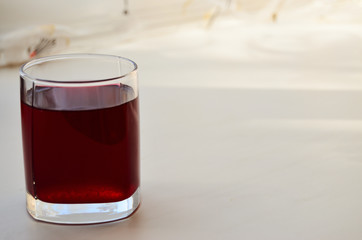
(21, 84, 139, 204)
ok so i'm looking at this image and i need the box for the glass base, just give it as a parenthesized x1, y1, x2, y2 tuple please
(26, 188, 140, 224)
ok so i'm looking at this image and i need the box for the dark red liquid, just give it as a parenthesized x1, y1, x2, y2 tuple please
(21, 86, 139, 204)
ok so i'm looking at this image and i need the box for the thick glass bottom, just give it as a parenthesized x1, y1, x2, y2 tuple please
(26, 188, 140, 224)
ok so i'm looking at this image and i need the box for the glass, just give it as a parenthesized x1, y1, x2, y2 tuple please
(20, 54, 140, 224)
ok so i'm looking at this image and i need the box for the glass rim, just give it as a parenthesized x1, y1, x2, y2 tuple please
(20, 53, 138, 84)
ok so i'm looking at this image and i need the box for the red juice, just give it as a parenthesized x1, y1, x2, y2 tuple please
(21, 84, 140, 204)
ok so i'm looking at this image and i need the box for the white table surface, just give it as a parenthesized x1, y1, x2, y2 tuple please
(1, 21, 362, 239)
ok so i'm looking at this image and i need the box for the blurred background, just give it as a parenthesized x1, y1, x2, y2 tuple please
(1, 0, 362, 90)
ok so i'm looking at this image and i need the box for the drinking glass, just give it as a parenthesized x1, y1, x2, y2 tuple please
(20, 54, 140, 224)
